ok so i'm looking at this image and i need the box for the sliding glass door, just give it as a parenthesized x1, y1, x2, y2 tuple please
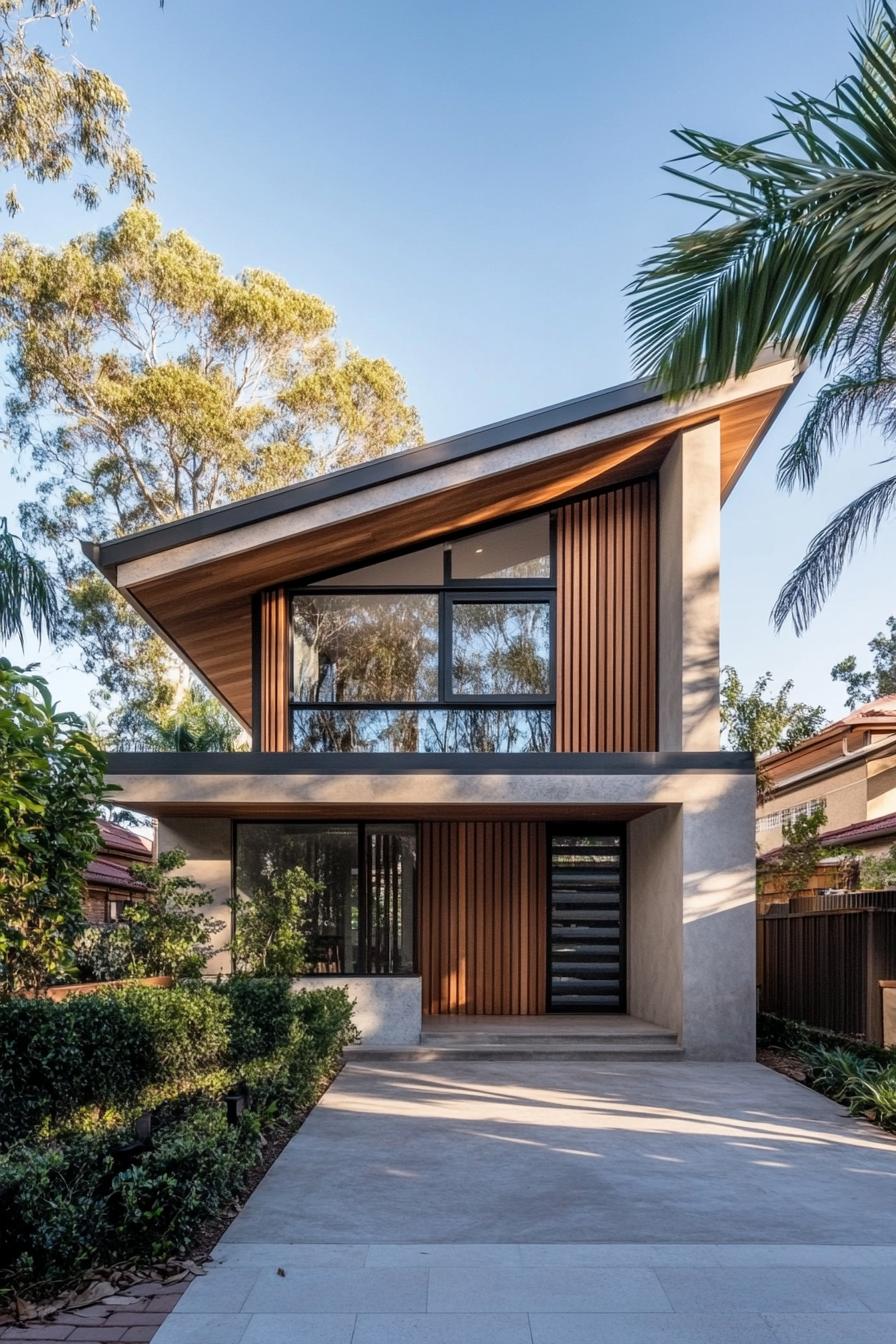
(234, 822, 416, 975)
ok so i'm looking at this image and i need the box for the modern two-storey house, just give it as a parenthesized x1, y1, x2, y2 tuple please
(87, 352, 799, 1060)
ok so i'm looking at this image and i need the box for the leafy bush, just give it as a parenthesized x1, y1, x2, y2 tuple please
(71, 849, 222, 983)
(0, 661, 108, 996)
(112, 1106, 261, 1260)
(0, 1109, 260, 1295)
(760, 1015, 896, 1133)
(0, 981, 354, 1299)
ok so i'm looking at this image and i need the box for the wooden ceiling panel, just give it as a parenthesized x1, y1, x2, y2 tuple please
(127, 387, 789, 726)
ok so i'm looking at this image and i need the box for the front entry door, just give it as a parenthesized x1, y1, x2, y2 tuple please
(548, 828, 625, 1011)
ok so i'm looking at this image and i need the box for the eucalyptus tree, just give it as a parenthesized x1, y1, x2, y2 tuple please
(627, 3, 896, 632)
(2, 207, 422, 728)
(0, 0, 151, 215)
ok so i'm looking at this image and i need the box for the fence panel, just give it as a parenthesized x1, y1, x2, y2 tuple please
(757, 907, 896, 1041)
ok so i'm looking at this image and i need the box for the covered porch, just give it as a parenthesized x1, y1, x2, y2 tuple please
(103, 749, 757, 1060)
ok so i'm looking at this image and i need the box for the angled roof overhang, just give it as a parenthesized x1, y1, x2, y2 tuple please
(83, 352, 801, 727)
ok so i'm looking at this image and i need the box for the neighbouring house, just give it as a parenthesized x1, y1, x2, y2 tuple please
(83, 351, 800, 1059)
(756, 700, 896, 1042)
(756, 696, 896, 855)
(83, 819, 153, 924)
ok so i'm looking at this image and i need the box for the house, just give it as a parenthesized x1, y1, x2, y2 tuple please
(756, 696, 896, 856)
(84, 351, 800, 1059)
(83, 819, 153, 924)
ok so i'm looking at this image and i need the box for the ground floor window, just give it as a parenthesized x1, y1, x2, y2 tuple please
(234, 822, 416, 975)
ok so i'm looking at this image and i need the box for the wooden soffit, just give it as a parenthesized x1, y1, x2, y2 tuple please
(121, 382, 790, 726)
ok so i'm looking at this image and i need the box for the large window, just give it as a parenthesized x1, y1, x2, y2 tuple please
(235, 822, 416, 975)
(289, 513, 555, 752)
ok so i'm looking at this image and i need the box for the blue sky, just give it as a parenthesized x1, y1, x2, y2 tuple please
(6, 0, 894, 720)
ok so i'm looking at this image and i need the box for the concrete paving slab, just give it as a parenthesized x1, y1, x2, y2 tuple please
(158, 1059, 896, 1343)
(221, 1060, 896, 1244)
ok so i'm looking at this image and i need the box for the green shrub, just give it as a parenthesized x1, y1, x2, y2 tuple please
(0, 982, 353, 1299)
(0, 1132, 113, 1293)
(220, 976, 298, 1063)
(0, 1110, 260, 1295)
(845, 1069, 896, 1130)
(804, 1045, 883, 1101)
(758, 1011, 896, 1066)
(0, 982, 356, 1146)
(113, 1107, 261, 1261)
(293, 985, 359, 1063)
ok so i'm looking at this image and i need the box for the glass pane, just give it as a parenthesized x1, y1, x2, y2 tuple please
(450, 515, 550, 580)
(292, 706, 552, 752)
(311, 543, 445, 587)
(292, 594, 438, 702)
(366, 825, 416, 973)
(451, 601, 550, 696)
(234, 823, 360, 973)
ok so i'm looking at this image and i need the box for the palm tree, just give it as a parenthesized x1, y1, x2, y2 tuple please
(134, 685, 246, 752)
(626, 2, 896, 631)
(0, 516, 59, 644)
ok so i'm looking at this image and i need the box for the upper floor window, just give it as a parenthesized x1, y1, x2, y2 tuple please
(290, 514, 554, 752)
(756, 798, 825, 832)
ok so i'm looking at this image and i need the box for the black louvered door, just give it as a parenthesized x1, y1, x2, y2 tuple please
(548, 828, 625, 1011)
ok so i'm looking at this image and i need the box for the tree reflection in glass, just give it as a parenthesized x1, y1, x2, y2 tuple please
(451, 601, 550, 696)
(293, 595, 439, 702)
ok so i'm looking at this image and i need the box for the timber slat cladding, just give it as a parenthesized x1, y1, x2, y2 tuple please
(420, 820, 547, 1015)
(259, 587, 290, 751)
(556, 477, 657, 752)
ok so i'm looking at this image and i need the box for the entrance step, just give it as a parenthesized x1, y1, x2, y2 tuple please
(344, 1040, 685, 1062)
(419, 1029, 677, 1047)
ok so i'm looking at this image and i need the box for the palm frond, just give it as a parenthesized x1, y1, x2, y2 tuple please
(777, 362, 896, 492)
(772, 472, 896, 632)
(627, 2, 896, 393)
(0, 516, 60, 645)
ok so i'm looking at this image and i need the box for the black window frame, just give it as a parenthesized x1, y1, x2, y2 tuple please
(285, 512, 557, 751)
(231, 819, 419, 978)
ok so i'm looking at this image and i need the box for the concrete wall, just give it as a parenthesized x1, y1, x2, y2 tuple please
(628, 807, 683, 1036)
(292, 976, 422, 1045)
(157, 816, 233, 976)
(680, 782, 757, 1060)
(627, 792, 756, 1060)
(658, 421, 721, 752)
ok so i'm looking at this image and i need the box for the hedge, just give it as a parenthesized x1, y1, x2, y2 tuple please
(0, 979, 355, 1145)
(0, 980, 356, 1298)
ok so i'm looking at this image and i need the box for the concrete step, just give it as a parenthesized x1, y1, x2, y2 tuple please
(344, 1041, 685, 1062)
(419, 1030, 677, 1047)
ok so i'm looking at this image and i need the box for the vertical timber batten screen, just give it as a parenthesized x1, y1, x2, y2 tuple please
(260, 587, 289, 751)
(556, 477, 658, 752)
(420, 820, 547, 1014)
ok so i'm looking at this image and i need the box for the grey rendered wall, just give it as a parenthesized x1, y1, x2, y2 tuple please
(627, 807, 683, 1036)
(680, 778, 757, 1060)
(156, 817, 232, 975)
(658, 420, 721, 752)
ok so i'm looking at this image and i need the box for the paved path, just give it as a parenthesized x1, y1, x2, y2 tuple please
(155, 1060, 896, 1343)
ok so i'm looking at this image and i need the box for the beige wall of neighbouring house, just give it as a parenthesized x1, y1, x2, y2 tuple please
(755, 759, 869, 854)
(156, 817, 232, 975)
(867, 755, 896, 819)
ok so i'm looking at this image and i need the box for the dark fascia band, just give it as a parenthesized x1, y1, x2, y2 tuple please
(104, 750, 755, 775)
(84, 377, 662, 570)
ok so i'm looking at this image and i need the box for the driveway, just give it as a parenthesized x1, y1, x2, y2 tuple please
(156, 1060, 896, 1343)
